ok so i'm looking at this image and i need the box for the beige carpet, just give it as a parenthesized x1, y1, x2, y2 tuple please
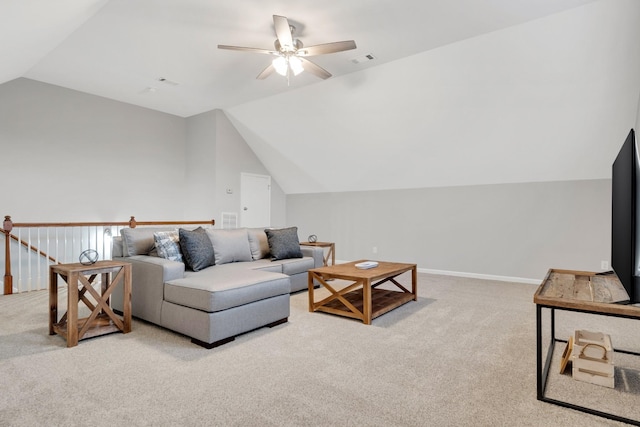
(1, 273, 639, 426)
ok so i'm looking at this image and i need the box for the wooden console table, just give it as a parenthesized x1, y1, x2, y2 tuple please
(300, 241, 335, 266)
(534, 268, 640, 425)
(49, 260, 132, 347)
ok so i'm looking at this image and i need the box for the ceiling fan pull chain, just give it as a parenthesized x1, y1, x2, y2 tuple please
(286, 61, 291, 87)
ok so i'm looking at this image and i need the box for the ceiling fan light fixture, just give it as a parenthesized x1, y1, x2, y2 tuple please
(219, 15, 356, 82)
(272, 56, 288, 76)
(289, 56, 304, 76)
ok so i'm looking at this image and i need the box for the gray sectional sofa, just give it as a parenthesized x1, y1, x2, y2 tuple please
(111, 226, 323, 348)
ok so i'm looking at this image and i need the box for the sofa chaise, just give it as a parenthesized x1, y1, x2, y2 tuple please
(111, 226, 323, 348)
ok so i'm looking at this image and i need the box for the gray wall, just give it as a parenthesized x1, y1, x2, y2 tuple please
(213, 110, 286, 227)
(185, 110, 217, 219)
(287, 179, 611, 282)
(637, 88, 640, 131)
(0, 78, 285, 225)
(0, 78, 187, 221)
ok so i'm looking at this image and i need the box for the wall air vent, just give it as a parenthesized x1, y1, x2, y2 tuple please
(221, 212, 238, 229)
(157, 77, 180, 86)
(351, 54, 376, 64)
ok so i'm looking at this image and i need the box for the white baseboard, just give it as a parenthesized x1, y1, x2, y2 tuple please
(417, 267, 540, 285)
(334, 259, 540, 285)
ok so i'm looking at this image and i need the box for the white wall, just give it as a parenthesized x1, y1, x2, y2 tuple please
(234, 0, 640, 282)
(227, 0, 640, 194)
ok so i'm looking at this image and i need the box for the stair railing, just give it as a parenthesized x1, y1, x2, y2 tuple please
(2, 216, 215, 295)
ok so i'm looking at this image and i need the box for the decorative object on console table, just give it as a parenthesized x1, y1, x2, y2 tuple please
(571, 330, 614, 388)
(49, 260, 132, 347)
(79, 249, 99, 265)
(559, 335, 573, 374)
(300, 241, 335, 266)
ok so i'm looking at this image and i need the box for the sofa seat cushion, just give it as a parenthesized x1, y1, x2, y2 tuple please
(248, 259, 283, 273)
(277, 257, 315, 276)
(248, 257, 314, 275)
(164, 265, 290, 313)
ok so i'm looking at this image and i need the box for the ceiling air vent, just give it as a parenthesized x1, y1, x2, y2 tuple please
(157, 77, 180, 86)
(351, 54, 376, 65)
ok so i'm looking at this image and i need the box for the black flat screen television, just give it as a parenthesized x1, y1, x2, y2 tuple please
(611, 128, 640, 304)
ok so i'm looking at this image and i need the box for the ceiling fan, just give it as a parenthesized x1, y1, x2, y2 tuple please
(218, 15, 357, 82)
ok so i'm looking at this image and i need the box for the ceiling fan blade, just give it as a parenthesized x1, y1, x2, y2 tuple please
(256, 63, 275, 80)
(273, 15, 294, 50)
(300, 57, 332, 80)
(218, 45, 277, 55)
(298, 40, 357, 56)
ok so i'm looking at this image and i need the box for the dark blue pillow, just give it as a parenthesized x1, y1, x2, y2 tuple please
(265, 227, 303, 261)
(179, 227, 215, 271)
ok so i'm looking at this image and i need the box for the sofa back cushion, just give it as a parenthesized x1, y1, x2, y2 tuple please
(246, 228, 270, 260)
(179, 227, 215, 271)
(120, 227, 175, 256)
(207, 229, 253, 265)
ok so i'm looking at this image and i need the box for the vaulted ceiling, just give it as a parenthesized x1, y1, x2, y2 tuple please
(4, 0, 600, 116)
(226, 0, 640, 193)
(3, 0, 640, 194)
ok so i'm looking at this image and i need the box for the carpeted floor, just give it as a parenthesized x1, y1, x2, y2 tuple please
(1, 273, 638, 426)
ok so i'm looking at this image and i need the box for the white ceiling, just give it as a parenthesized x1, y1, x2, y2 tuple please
(226, 0, 640, 193)
(4, 0, 639, 196)
(2, 0, 600, 118)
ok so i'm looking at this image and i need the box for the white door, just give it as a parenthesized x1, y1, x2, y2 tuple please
(240, 173, 271, 228)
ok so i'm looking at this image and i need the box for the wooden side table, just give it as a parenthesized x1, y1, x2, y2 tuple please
(49, 260, 132, 347)
(300, 241, 335, 266)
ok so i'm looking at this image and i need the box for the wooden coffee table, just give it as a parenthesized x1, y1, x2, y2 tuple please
(308, 260, 417, 324)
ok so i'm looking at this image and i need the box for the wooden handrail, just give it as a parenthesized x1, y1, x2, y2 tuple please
(6, 216, 215, 229)
(2, 216, 215, 295)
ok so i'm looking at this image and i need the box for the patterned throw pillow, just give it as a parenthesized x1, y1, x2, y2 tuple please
(265, 227, 303, 261)
(179, 227, 215, 271)
(153, 231, 183, 263)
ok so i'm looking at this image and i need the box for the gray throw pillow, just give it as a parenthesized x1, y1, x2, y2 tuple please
(179, 227, 215, 271)
(206, 229, 252, 265)
(265, 227, 303, 261)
